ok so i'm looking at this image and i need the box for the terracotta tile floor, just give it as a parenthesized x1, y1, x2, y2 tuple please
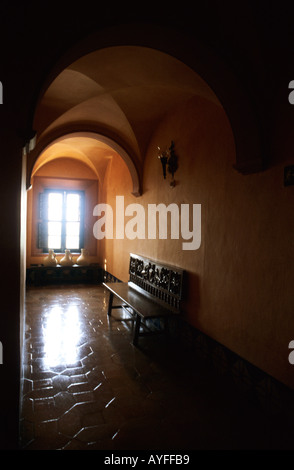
(20, 284, 294, 450)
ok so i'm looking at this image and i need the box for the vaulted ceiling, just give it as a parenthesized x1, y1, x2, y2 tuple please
(30, 45, 221, 191)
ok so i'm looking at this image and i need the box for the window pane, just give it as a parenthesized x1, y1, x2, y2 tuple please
(48, 193, 63, 221)
(66, 193, 80, 221)
(66, 222, 80, 237)
(48, 221, 62, 236)
(48, 222, 62, 249)
(48, 236, 61, 249)
(66, 221, 80, 249)
(66, 236, 80, 249)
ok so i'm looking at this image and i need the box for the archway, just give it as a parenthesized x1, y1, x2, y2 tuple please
(28, 131, 141, 197)
(26, 24, 263, 179)
(24, 38, 243, 283)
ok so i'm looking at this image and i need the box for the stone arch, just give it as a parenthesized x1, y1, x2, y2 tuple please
(27, 22, 263, 191)
(28, 129, 141, 196)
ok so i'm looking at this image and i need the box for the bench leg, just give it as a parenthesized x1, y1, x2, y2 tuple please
(133, 314, 141, 346)
(107, 292, 114, 317)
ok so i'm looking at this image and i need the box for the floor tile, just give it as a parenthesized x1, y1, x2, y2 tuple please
(20, 283, 294, 450)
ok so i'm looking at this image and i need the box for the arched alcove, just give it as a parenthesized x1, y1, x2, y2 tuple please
(29, 131, 141, 197)
(26, 38, 239, 272)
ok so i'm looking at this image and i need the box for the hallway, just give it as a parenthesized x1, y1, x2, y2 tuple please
(20, 284, 294, 450)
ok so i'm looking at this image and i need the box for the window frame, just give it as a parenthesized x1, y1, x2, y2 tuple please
(38, 188, 85, 254)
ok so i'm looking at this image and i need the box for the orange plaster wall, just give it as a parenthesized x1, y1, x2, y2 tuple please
(99, 95, 294, 390)
(99, 156, 134, 280)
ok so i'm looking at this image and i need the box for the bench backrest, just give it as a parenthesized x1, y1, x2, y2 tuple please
(129, 253, 184, 311)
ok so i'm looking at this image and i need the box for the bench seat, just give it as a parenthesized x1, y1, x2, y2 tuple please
(103, 281, 180, 345)
(103, 253, 184, 346)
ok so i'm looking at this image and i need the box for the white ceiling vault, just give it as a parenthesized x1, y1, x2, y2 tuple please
(29, 45, 221, 194)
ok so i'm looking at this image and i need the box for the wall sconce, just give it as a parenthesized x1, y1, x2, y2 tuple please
(157, 141, 178, 187)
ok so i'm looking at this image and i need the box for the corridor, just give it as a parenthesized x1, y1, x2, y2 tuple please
(20, 284, 294, 450)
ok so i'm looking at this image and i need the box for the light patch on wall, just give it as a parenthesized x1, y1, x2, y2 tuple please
(0, 81, 2, 104)
(0, 341, 3, 364)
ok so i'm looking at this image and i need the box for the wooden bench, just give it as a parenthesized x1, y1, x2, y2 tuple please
(103, 253, 184, 346)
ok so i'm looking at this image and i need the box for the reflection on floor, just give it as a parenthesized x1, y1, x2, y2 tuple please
(20, 284, 294, 450)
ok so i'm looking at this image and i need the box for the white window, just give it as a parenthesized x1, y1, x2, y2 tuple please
(39, 189, 84, 252)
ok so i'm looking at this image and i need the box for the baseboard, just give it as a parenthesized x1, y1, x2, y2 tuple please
(178, 317, 294, 423)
